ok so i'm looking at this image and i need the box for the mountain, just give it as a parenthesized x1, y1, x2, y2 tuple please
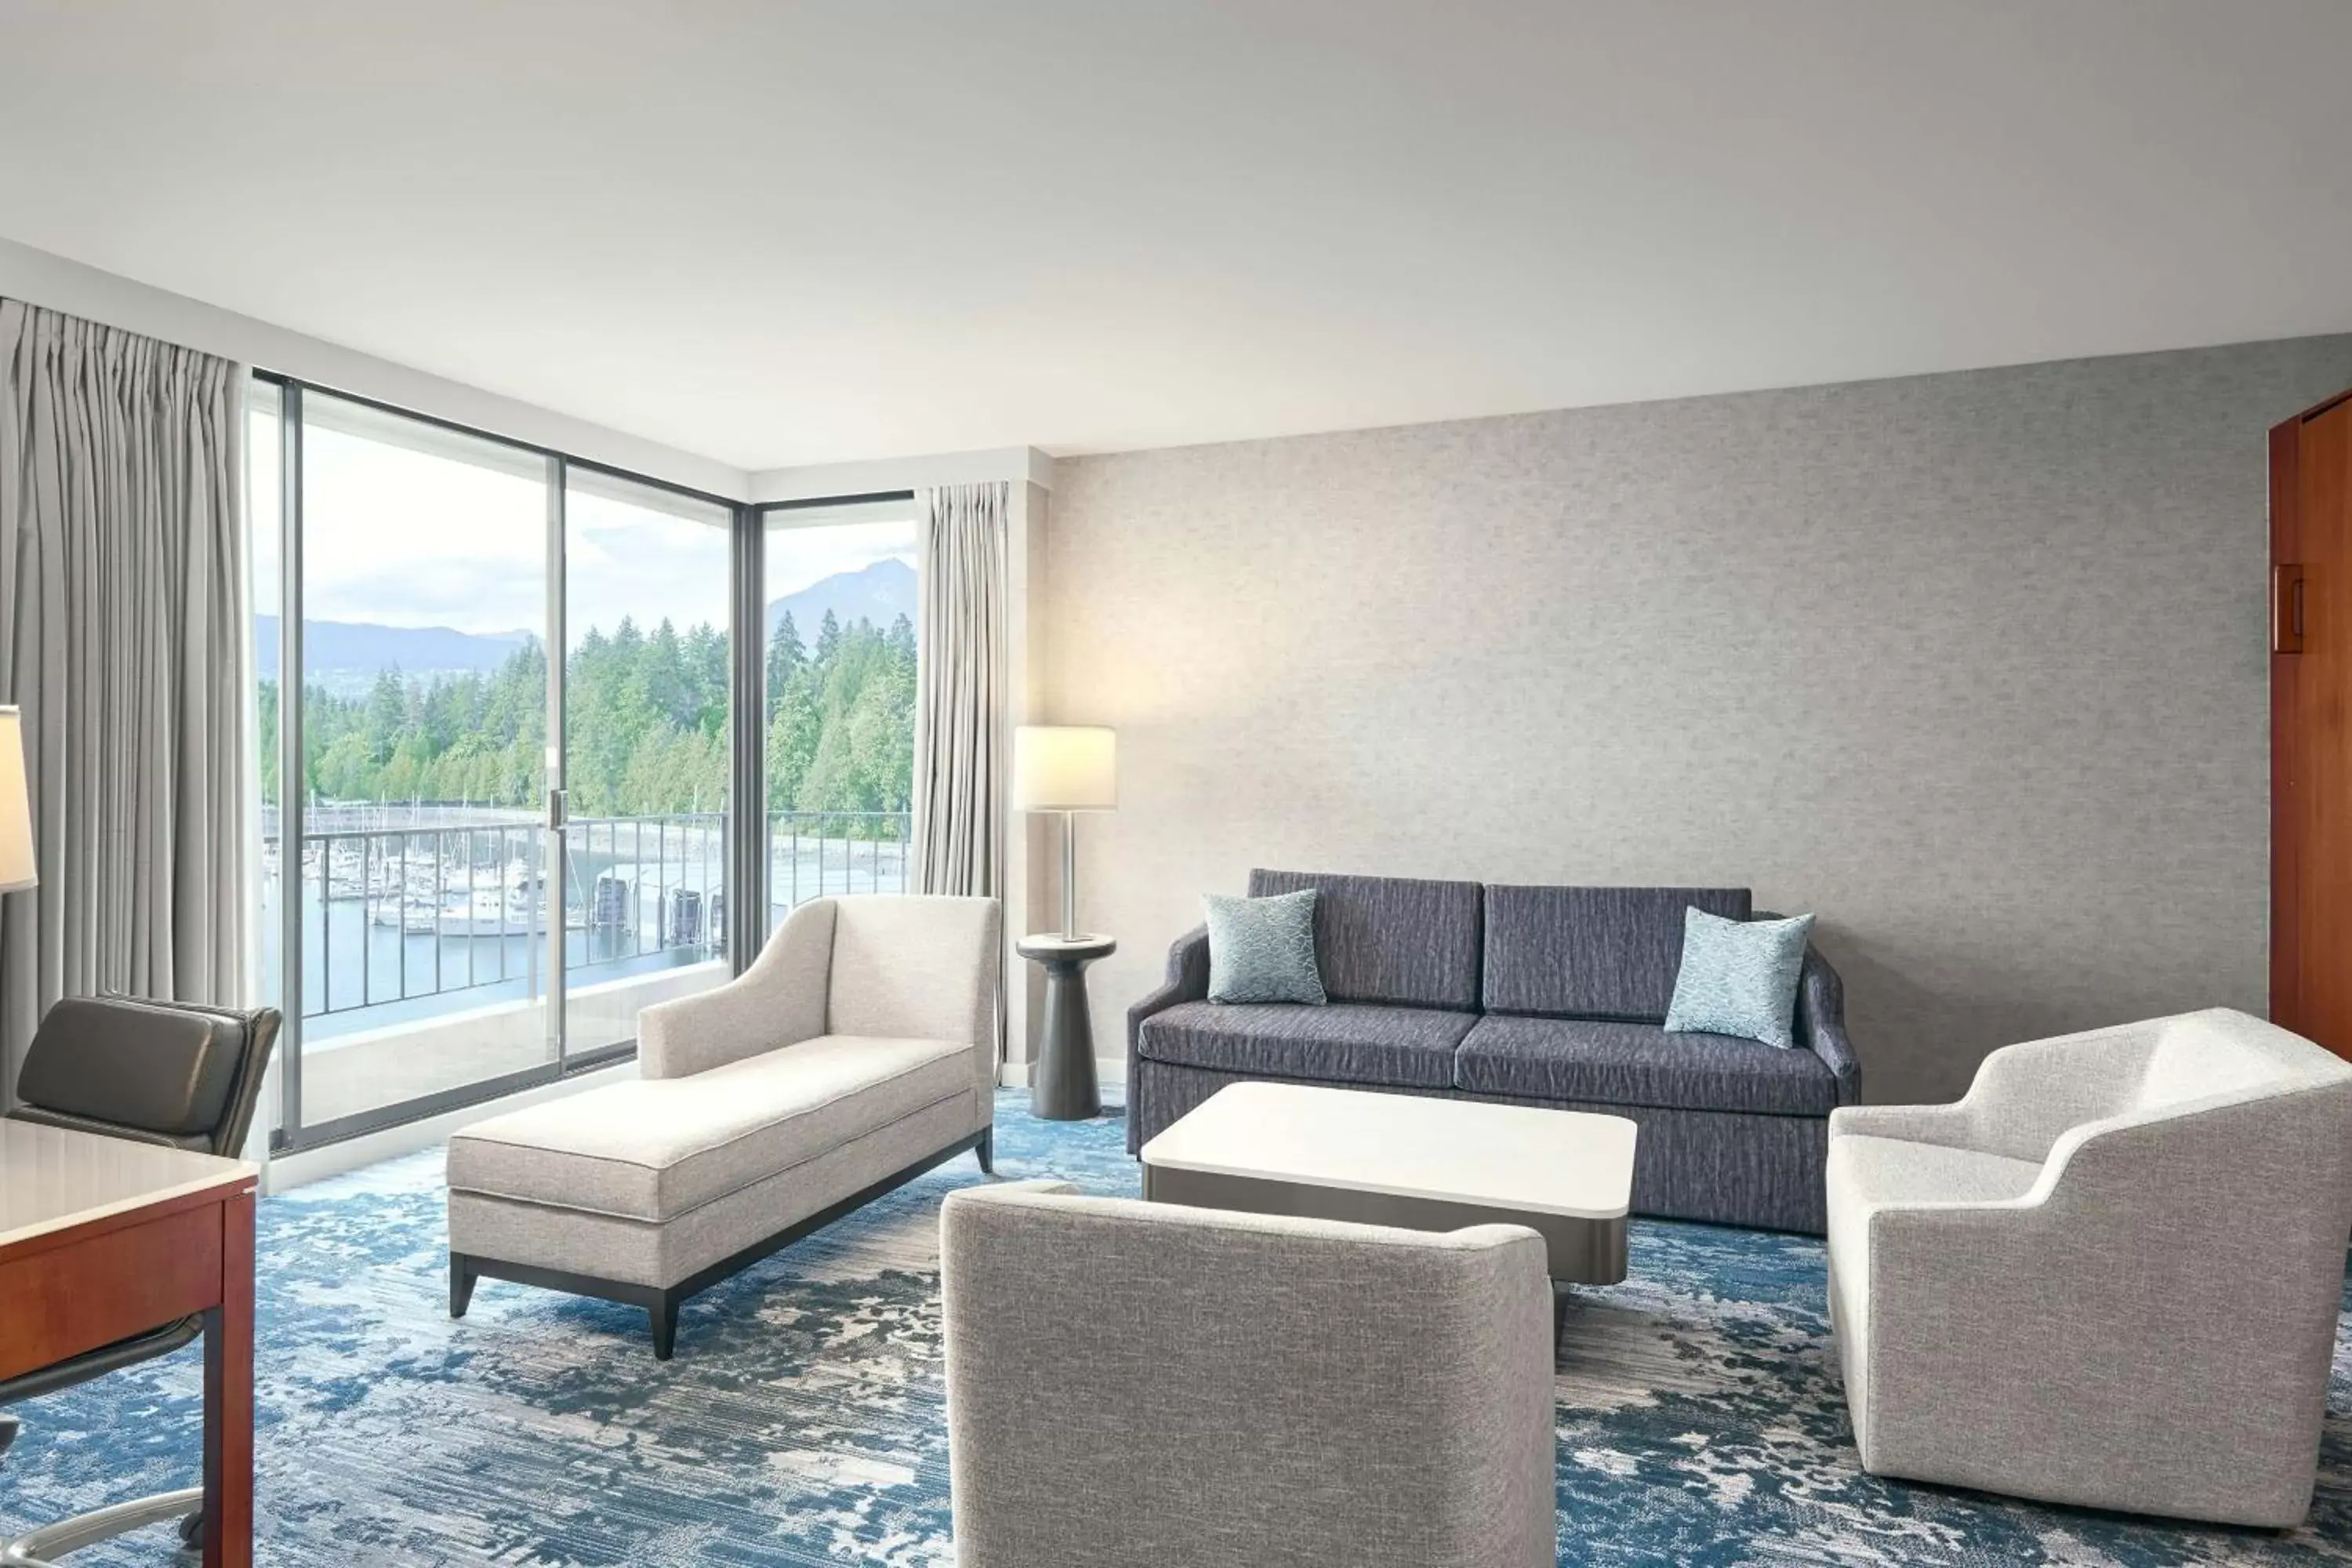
(255, 616, 531, 685)
(768, 557, 916, 643)
(253, 558, 917, 690)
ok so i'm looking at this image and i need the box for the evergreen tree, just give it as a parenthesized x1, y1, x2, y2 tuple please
(289, 598, 915, 829)
(765, 612, 804, 713)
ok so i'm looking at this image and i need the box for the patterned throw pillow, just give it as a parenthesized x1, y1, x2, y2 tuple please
(1663, 908, 1814, 1049)
(1203, 889, 1327, 1005)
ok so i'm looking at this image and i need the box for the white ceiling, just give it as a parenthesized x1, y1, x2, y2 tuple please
(2, 1, 2348, 471)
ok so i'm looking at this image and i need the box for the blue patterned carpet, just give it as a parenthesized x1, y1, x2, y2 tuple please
(5, 1091, 2351, 1565)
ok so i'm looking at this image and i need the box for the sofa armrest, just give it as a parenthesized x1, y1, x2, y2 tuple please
(1795, 946, 1860, 1106)
(638, 898, 837, 1079)
(1125, 923, 1209, 1082)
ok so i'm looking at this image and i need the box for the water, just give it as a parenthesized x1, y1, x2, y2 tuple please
(258, 822, 910, 1046)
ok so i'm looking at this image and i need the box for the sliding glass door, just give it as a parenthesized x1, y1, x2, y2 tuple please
(289, 392, 558, 1138)
(252, 378, 933, 1152)
(259, 381, 749, 1152)
(560, 470, 735, 1058)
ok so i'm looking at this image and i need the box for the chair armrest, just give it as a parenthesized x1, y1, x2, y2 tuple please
(1833, 1018, 2160, 1160)
(1125, 923, 1209, 1081)
(1795, 946, 1860, 1105)
(638, 898, 837, 1079)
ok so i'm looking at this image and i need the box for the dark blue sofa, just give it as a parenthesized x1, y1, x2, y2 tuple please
(1125, 869, 1861, 1233)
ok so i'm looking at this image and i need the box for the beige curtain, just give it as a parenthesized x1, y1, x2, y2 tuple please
(0, 299, 248, 1103)
(911, 481, 1007, 899)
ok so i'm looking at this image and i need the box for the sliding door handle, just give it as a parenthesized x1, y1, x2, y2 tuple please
(2275, 563, 2307, 654)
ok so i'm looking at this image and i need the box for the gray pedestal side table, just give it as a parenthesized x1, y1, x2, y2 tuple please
(1016, 933, 1116, 1120)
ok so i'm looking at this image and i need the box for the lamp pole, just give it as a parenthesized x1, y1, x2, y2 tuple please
(1061, 808, 1079, 939)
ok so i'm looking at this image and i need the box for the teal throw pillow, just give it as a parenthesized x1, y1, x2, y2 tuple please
(1663, 907, 1813, 1049)
(1203, 889, 1327, 1005)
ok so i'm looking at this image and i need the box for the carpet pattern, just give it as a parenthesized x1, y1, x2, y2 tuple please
(3, 1092, 2350, 1564)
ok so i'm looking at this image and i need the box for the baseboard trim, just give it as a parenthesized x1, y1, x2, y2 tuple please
(998, 1057, 1126, 1091)
(264, 1061, 638, 1195)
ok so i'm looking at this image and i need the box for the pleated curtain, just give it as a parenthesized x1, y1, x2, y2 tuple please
(0, 299, 248, 1103)
(911, 481, 1008, 900)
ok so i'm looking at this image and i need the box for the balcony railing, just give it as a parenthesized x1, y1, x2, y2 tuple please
(260, 805, 912, 1025)
(765, 809, 913, 909)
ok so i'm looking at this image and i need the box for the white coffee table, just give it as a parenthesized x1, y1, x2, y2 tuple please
(1138, 1081, 1636, 1284)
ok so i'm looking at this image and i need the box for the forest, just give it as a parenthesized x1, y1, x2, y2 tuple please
(260, 608, 916, 826)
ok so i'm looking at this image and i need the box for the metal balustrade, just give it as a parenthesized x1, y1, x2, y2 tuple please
(259, 806, 911, 1022)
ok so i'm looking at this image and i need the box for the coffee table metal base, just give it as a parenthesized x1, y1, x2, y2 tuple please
(1142, 1161, 1628, 1285)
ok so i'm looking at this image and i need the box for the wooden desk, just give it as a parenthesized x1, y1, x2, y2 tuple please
(0, 1120, 257, 1567)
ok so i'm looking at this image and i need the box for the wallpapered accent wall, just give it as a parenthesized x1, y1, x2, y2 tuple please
(1039, 335, 2352, 1104)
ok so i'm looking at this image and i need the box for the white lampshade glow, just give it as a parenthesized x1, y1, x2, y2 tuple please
(0, 707, 34, 893)
(1012, 725, 1117, 812)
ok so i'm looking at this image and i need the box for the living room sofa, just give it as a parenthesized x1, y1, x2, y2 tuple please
(1127, 869, 1860, 1232)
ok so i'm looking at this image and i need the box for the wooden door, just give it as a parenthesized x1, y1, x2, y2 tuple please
(2274, 389, 2352, 1057)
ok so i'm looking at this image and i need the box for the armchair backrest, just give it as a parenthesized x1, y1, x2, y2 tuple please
(827, 894, 1000, 1052)
(2132, 1008, 2350, 1116)
(941, 1182, 1554, 1568)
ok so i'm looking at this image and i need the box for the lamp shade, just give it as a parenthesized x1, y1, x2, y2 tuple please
(0, 707, 34, 893)
(1012, 725, 1117, 811)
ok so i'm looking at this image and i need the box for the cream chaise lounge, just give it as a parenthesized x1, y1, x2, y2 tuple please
(1827, 1006, 2352, 1526)
(447, 894, 1000, 1358)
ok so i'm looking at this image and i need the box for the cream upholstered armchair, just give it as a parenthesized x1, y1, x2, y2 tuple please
(941, 1181, 1557, 1568)
(1827, 1007, 2352, 1526)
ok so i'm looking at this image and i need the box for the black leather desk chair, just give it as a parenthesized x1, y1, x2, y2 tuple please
(0, 996, 278, 1564)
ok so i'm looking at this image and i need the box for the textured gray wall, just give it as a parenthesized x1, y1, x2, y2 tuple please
(1038, 336, 2352, 1105)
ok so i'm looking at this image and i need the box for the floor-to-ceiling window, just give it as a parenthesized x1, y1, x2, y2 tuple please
(760, 499, 920, 935)
(252, 376, 750, 1151)
(293, 391, 557, 1136)
(562, 470, 734, 1058)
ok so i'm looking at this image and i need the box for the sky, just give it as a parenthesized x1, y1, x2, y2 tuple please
(247, 405, 915, 643)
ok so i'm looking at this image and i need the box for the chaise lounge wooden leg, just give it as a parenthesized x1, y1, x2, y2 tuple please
(976, 1127, 994, 1174)
(449, 1254, 477, 1319)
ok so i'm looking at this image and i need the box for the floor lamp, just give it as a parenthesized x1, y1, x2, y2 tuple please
(1011, 725, 1116, 1120)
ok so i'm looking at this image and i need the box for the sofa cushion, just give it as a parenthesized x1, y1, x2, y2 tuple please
(1204, 889, 1327, 1004)
(1247, 868, 1482, 1011)
(1482, 884, 1751, 1020)
(1454, 1014, 1838, 1116)
(446, 1033, 978, 1221)
(1664, 908, 1814, 1049)
(1137, 1000, 1474, 1090)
